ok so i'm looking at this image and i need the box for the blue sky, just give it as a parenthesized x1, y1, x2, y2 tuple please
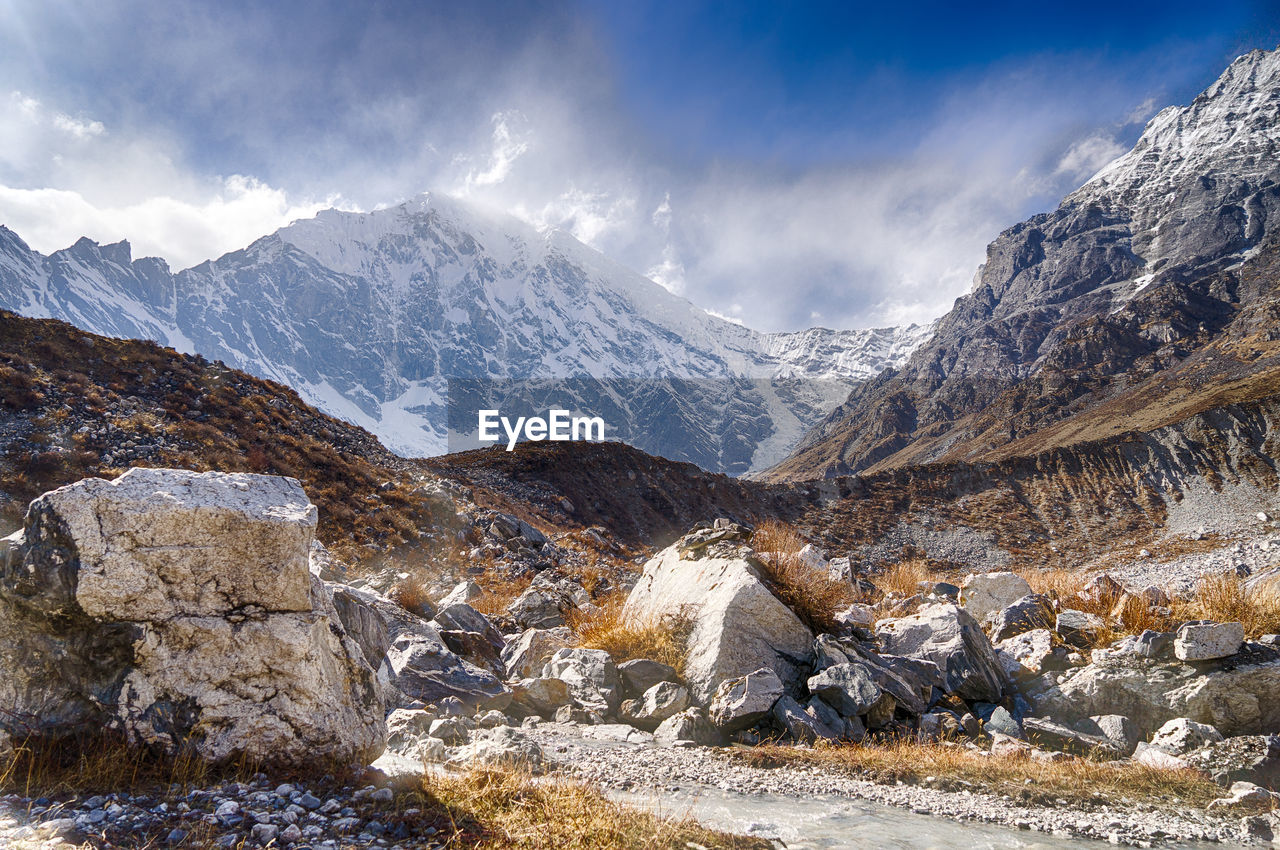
(0, 1, 1276, 331)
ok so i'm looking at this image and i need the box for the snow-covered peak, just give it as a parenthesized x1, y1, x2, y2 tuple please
(1072, 47, 1280, 214)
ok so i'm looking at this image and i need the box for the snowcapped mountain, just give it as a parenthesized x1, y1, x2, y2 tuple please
(767, 47, 1280, 480)
(0, 193, 930, 474)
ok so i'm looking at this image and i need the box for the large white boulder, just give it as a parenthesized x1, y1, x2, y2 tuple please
(0, 469, 384, 766)
(621, 545, 813, 702)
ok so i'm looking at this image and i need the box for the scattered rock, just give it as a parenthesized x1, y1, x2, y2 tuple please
(1055, 609, 1104, 649)
(1174, 621, 1244, 662)
(995, 628, 1067, 682)
(449, 726, 544, 771)
(772, 694, 839, 743)
(796, 544, 827, 570)
(1133, 741, 1190, 771)
(984, 706, 1022, 738)
(709, 668, 784, 731)
(1206, 781, 1278, 811)
(958, 572, 1032, 623)
(507, 586, 569, 629)
(502, 628, 573, 680)
(807, 663, 884, 718)
(428, 717, 470, 746)
(1150, 718, 1224, 754)
(1183, 735, 1280, 788)
(834, 602, 876, 629)
(543, 648, 622, 715)
(877, 603, 1006, 702)
(988, 594, 1054, 642)
(1021, 716, 1118, 757)
(1036, 645, 1280, 738)
(385, 708, 436, 749)
(1079, 574, 1124, 606)
(439, 580, 482, 609)
(653, 707, 723, 747)
(1089, 714, 1140, 756)
(620, 681, 690, 731)
(617, 659, 679, 699)
(510, 677, 572, 717)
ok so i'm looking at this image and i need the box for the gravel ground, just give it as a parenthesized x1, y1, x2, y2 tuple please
(1092, 533, 1280, 595)
(0, 777, 450, 850)
(526, 722, 1263, 848)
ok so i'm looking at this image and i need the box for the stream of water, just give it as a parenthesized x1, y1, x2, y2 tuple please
(609, 783, 1239, 849)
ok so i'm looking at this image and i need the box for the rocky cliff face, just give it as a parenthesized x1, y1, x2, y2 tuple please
(0, 196, 929, 475)
(767, 48, 1280, 481)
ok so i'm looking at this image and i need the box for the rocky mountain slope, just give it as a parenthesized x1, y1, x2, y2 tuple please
(0, 195, 929, 475)
(766, 47, 1280, 481)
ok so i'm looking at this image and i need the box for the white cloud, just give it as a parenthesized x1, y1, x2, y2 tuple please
(515, 186, 637, 247)
(706, 308, 744, 325)
(0, 92, 346, 268)
(459, 110, 531, 192)
(644, 192, 684, 294)
(0, 178, 345, 269)
(645, 244, 685, 294)
(1054, 132, 1127, 183)
(1125, 95, 1160, 125)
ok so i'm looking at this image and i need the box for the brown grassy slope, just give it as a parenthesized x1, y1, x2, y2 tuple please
(0, 310, 458, 569)
(423, 440, 811, 549)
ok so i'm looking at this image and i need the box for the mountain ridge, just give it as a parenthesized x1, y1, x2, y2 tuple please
(764, 45, 1280, 482)
(0, 193, 931, 475)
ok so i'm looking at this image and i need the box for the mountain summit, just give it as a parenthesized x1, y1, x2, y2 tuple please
(766, 47, 1280, 481)
(0, 192, 929, 474)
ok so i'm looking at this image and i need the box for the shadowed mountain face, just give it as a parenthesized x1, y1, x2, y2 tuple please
(0, 195, 929, 476)
(765, 48, 1280, 482)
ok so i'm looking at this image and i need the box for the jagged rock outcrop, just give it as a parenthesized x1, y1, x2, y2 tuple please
(0, 469, 384, 765)
(1031, 642, 1280, 738)
(326, 583, 510, 712)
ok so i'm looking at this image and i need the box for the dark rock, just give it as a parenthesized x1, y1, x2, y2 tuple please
(989, 594, 1055, 642)
(617, 659, 679, 700)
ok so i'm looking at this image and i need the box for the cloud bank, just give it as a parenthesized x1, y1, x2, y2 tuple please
(0, 1, 1260, 331)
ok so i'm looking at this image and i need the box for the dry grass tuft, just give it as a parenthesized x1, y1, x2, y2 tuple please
(750, 518, 808, 557)
(573, 595, 691, 675)
(389, 579, 437, 619)
(750, 519, 854, 633)
(1177, 573, 1280, 638)
(875, 558, 931, 599)
(1016, 568, 1280, 649)
(470, 572, 535, 619)
(734, 740, 1220, 811)
(419, 768, 768, 849)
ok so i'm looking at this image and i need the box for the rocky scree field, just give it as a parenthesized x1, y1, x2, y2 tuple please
(5, 465, 1280, 848)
